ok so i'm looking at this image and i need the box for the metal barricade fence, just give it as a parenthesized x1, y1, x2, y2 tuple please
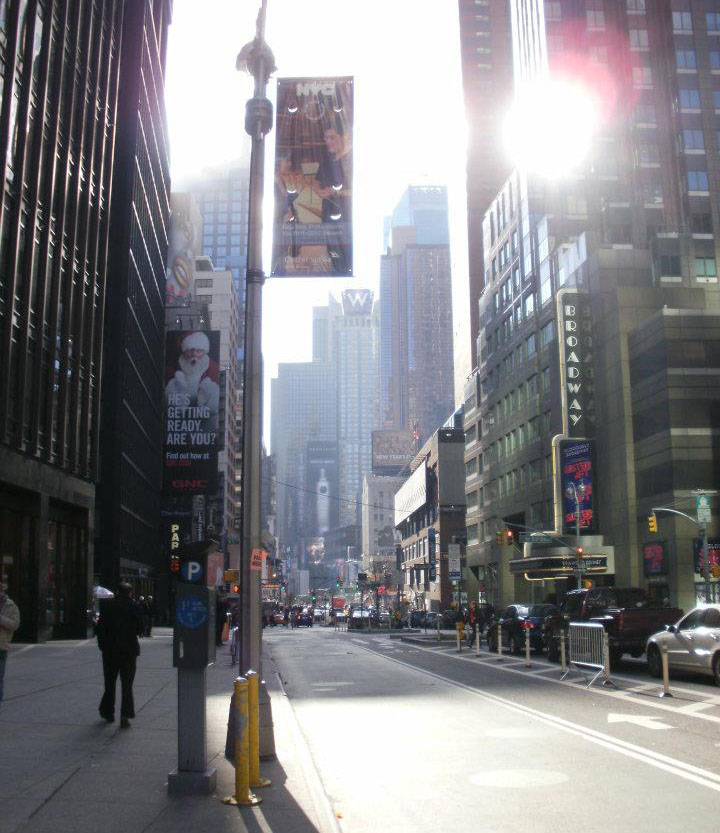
(561, 621, 615, 688)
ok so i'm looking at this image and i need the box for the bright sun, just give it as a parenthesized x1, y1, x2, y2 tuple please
(503, 77, 599, 180)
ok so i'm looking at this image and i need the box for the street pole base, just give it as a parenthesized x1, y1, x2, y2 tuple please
(223, 792, 262, 806)
(251, 777, 272, 788)
(659, 691, 674, 698)
(167, 768, 217, 795)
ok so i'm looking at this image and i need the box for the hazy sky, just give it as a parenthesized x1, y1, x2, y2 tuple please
(165, 0, 469, 444)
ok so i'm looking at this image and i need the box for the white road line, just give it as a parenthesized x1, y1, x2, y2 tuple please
(382, 640, 720, 725)
(677, 701, 717, 714)
(354, 642, 720, 794)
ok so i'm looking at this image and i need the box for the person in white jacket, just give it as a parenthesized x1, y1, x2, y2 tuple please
(0, 582, 20, 701)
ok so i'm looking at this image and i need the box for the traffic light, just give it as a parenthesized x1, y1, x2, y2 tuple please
(576, 546, 584, 557)
(336, 578, 343, 588)
(311, 591, 317, 602)
(505, 529, 514, 545)
(648, 513, 658, 533)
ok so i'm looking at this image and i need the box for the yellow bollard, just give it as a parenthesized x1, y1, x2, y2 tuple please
(223, 677, 262, 806)
(246, 670, 271, 788)
(456, 621, 465, 652)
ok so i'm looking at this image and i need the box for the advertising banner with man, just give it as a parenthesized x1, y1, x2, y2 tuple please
(163, 330, 220, 495)
(272, 76, 354, 277)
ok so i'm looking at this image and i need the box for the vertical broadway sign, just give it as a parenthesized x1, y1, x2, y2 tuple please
(556, 290, 595, 437)
(272, 76, 354, 277)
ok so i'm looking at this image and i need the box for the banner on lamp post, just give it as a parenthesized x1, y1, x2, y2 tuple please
(272, 76, 354, 277)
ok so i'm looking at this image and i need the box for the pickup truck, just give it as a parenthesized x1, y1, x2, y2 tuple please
(543, 587, 683, 665)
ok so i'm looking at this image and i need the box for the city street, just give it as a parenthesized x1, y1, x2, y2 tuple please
(265, 626, 720, 833)
(3, 625, 720, 833)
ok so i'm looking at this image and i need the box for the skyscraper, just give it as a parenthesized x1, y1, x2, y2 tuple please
(97, 0, 172, 596)
(0, 1, 172, 640)
(462, 1, 720, 610)
(379, 186, 455, 443)
(336, 289, 379, 526)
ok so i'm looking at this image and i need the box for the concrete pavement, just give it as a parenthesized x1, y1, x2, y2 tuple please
(0, 629, 339, 833)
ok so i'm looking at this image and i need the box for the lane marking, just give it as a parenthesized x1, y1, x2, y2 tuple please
(397, 641, 720, 724)
(607, 713, 673, 730)
(353, 641, 720, 793)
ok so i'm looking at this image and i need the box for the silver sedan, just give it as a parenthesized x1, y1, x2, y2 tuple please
(646, 604, 720, 685)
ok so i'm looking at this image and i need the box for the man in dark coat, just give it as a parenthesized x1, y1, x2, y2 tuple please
(96, 583, 143, 728)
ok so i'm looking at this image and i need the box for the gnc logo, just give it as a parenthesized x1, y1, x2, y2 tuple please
(172, 479, 209, 489)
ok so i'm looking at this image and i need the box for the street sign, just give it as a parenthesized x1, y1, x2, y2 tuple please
(519, 533, 554, 544)
(448, 557, 461, 581)
(697, 494, 712, 524)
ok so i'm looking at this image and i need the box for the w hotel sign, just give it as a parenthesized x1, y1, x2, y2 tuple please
(556, 290, 595, 438)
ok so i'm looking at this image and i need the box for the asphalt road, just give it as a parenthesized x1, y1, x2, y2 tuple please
(265, 626, 720, 833)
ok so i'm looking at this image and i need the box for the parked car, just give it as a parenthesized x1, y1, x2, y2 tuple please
(273, 610, 285, 625)
(544, 587, 683, 664)
(348, 609, 376, 630)
(487, 603, 559, 654)
(441, 609, 459, 628)
(405, 610, 427, 628)
(646, 605, 720, 685)
(424, 611, 442, 629)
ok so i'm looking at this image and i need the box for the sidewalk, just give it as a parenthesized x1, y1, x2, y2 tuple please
(0, 629, 339, 833)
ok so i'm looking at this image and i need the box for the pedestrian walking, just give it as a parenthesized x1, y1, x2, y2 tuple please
(468, 601, 478, 644)
(144, 596, 154, 637)
(0, 581, 20, 702)
(96, 582, 143, 728)
(215, 593, 228, 646)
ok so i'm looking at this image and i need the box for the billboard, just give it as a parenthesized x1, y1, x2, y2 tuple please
(643, 542, 667, 577)
(394, 462, 427, 527)
(341, 288, 373, 316)
(559, 439, 595, 535)
(694, 538, 720, 574)
(305, 440, 338, 536)
(163, 330, 220, 495)
(372, 430, 415, 474)
(165, 193, 203, 306)
(272, 76, 354, 277)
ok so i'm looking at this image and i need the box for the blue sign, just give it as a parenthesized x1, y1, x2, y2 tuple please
(428, 527, 436, 581)
(176, 595, 208, 629)
(180, 560, 203, 583)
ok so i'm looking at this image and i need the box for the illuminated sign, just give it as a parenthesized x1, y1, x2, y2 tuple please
(559, 439, 595, 535)
(643, 542, 667, 576)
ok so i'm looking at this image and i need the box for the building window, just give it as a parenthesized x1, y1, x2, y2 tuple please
(630, 29, 649, 49)
(676, 49, 697, 70)
(466, 457, 477, 479)
(695, 257, 717, 277)
(627, 0, 645, 11)
(586, 9, 605, 29)
(658, 254, 681, 277)
(634, 103, 656, 124)
(687, 170, 709, 191)
(642, 182, 663, 204)
(542, 366, 550, 391)
(524, 292, 535, 317)
(708, 12, 720, 31)
(541, 320, 555, 347)
(682, 129, 705, 150)
(714, 91, 720, 109)
(710, 52, 720, 70)
(638, 143, 659, 164)
(632, 66, 653, 87)
(526, 333, 536, 357)
(679, 88, 700, 109)
(673, 11, 693, 31)
(691, 213, 713, 234)
(546, 1, 561, 20)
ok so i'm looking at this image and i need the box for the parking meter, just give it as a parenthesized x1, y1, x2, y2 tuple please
(173, 550, 216, 669)
(173, 583, 216, 668)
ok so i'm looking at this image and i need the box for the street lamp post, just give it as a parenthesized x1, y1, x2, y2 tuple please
(236, 5, 275, 680)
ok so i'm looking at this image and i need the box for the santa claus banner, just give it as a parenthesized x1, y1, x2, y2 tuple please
(163, 330, 220, 495)
(271, 76, 353, 277)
